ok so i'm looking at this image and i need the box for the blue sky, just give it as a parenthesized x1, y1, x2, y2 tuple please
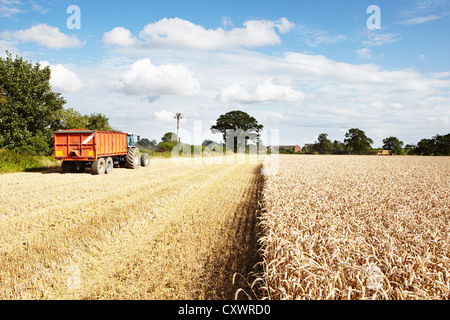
(1, 0, 449, 146)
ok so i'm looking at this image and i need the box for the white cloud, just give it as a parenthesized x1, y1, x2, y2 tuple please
(103, 27, 139, 46)
(369, 102, 386, 110)
(400, 14, 442, 25)
(0, 0, 21, 17)
(154, 110, 174, 123)
(218, 77, 306, 105)
(115, 58, 200, 96)
(221, 16, 233, 28)
(362, 32, 401, 47)
(40, 61, 83, 93)
(390, 103, 406, 109)
(104, 17, 295, 50)
(431, 72, 450, 79)
(1, 24, 84, 49)
(275, 17, 296, 34)
(356, 48, 372, 59)
(301, 29, 347, 47)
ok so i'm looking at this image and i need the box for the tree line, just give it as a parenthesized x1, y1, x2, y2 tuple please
(283, 129, 450, 156)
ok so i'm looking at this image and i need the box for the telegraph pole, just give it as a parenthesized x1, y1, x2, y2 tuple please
(174, 113, 183, 143)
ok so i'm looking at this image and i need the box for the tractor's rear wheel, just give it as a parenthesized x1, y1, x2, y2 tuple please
(126, 148, 140, 169)
(140, 153, 150, 167)
(91, 158, 106, 175)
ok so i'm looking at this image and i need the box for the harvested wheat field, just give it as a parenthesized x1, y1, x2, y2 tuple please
(0, 156, 263, 300)
(259, 155, 450, 300)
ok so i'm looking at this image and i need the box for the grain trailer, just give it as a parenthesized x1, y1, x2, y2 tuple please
(54, 129, 150, 174)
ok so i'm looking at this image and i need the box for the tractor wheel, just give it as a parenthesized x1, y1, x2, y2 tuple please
(126, 148, 140, 169)
(91, 158, 106, 175)
(140, 153, 150, 167)
(105, 157, 114, 174)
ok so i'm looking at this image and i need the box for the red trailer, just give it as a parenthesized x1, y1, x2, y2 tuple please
(54, 129, 150, 174)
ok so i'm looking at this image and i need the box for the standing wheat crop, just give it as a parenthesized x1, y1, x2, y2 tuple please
(258, 155, 450, 299)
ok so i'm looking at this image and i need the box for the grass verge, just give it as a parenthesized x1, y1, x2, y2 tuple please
(0, 149, 59, 174)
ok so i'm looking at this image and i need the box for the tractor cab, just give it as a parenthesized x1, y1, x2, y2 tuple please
(127, 134, 140, 149)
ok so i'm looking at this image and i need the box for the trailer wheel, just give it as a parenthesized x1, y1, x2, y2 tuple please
(91, 158, 106, 175)
(62, 161, 71, 174)
(126, 148, 140, 169)
(140, 153, 150, 167)
(105, 157, 113, 174)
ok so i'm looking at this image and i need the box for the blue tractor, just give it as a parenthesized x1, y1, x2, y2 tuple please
(124, 134, 150, 169)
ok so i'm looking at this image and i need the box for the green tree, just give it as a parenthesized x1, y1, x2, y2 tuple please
(344, 128, 374, 154)
(161, 132, 177, 143)
(404, 144, 417, 155)
(416, 138, 436, 155)
(58, 108, 89, 130)
(87, 113, 113, 131)
(210, 110, 263, 152)
(0, 52, 66, 153)
(434, 134, 450, 155)
(382, 136, 404, 155)
(137, 138, 158, 151)
(332, 140, 345, 154)
(316, 133, 333, 154)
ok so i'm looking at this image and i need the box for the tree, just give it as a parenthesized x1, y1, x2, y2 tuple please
(161, 132, 177, 143)
(87, 113, 113, 131)
(0, 52, 66, 153)
(316, 133, 333, 154)
(58, 108, 89, 130)
(382, 136, 404, 155)
(332, 140, 345, 154)
(416, 138, 436, 155)
(434, 134, 450, 155)
(210, 110, 263, 152)
(137, 138, 158, 151)
(344, 128, 373, 154)
(404, 144, 417, 155)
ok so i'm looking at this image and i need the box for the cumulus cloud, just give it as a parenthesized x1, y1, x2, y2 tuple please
(103, 17, 295, 50)
(40, 61, 83, 93)
(115, 58, 200, 96)
(103, 27, 139, 46)
(1, 24, 84, 48)
(218, 77, 306, 105)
